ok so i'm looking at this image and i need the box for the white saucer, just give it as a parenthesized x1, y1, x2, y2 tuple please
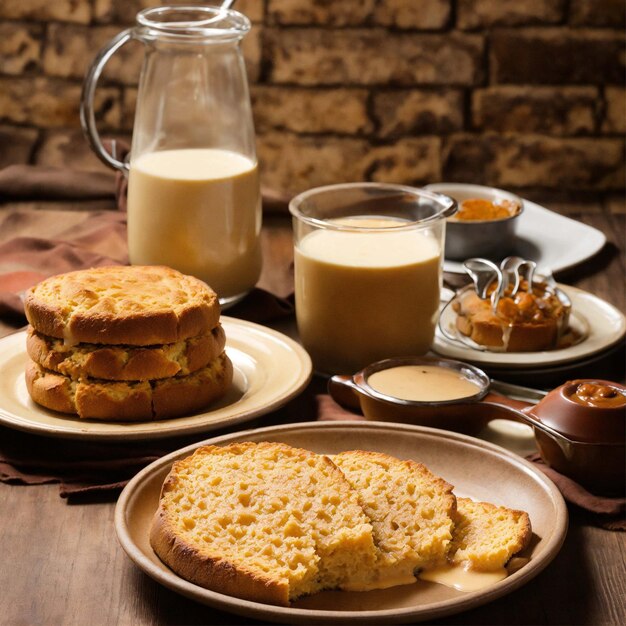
(433, 285, 625, 369)
(443, 199, 606, 275)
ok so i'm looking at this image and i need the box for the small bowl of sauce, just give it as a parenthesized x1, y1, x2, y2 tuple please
(568, 381, 626, 409)
(454, 198, 520, 222)
(365, 363, 484, 403)
(522, 379, 626, 494)
(328, 356, 492, 432)
(425, 183, 523, 261)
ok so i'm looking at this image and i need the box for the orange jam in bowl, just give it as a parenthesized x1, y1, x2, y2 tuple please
(453, 198, 520, 222)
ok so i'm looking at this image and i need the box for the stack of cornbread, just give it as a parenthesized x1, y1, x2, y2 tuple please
(24, 265, 232, 421)
(150, 442, 531, 605)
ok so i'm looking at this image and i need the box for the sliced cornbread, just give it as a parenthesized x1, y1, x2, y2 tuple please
(332, 450, 456, 589)
(25, 352, 232, 421)
(149, 442, 377, 606)
(26, 324, 226, 381)
(448, 497, 532, 571)
(149, 443, 533, 605)
(24, 265, 220, 346)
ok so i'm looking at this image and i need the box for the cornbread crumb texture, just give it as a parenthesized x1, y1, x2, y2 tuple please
(26, 325, 226, 381)
(332, 450, 456, 588)
(24, 265, 220, 345)
(149, 442, 533, 606)
(149, 442, 376, 606)
(25, 352, 233, 421)
(450, 498, 532, 571)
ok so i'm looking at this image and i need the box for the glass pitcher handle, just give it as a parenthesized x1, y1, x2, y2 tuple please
(80, 28, 133, 174)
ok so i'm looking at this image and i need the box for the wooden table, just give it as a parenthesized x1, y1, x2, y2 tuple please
(0, 203, 624, 626)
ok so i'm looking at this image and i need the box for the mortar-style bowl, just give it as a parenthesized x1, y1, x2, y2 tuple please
(521, 379, 626, 495)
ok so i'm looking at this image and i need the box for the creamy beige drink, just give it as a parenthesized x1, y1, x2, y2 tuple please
(294, 217, 441, 374)
(127, 148, 261, 300)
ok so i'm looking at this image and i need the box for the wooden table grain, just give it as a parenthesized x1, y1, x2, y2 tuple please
(0, 202, 624, 626)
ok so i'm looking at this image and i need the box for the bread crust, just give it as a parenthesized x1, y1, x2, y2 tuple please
(25, 359, 76, 415)
(149, 442, 377, 605)
(149, 505, 290, 606)
(151, 354, 233, 419)
(25, 352, 233, 421)
(149, 442, 302, 605)
(26, 325, 226, 381)
(24, 266, 220, 346)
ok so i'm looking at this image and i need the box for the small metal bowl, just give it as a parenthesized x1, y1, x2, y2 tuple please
(424, 183, 523, 261)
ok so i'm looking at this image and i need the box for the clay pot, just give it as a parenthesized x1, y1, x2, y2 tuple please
(329, 356, 502, 436)
(522, 380, 625, 495)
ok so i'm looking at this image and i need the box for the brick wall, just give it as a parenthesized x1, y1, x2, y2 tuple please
(0, 0, 624, 201)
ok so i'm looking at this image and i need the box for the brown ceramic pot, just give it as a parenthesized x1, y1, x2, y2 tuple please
(522, 379, 625, 495)
(329, 356, 506, 436)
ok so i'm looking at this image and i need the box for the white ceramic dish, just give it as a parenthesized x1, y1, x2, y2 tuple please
(115, 421, 567, 625)
(433, 285, 625, 368)
(441, 197, 606, 275)
(0, 317, 312, 441)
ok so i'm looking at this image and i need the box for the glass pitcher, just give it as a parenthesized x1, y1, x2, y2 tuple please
(81, 5, 262, 307)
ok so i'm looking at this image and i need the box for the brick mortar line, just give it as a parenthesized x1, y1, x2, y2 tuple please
(0, 74, 617, 93)
(2, 17, 623, 32)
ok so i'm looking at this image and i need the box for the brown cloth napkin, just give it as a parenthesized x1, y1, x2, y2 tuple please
(0, 210, 128, 319)
(524, 453, 626, 530)
(0, 164, 293, 324)
(0, 162, 296, 501)
(0, 428, 165, 499)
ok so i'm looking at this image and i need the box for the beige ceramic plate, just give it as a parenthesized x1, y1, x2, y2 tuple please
(0, 317, 311, 441)
(434, 285, 625, 368)
(115, 421, 568, 625)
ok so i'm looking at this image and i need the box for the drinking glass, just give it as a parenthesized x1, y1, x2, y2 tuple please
(289, 183, 456, 375)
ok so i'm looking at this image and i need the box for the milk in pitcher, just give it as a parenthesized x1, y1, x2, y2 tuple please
(127, 148, 262, 300)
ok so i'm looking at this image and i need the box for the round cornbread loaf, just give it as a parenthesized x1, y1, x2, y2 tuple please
(24, 265, 220, 346)
(25, 352, 233, 421)
(332, 450, 457, 589)
(448, 497, 532, 571)
(150, 442, 377, 606)
(26, 324, 226, 381)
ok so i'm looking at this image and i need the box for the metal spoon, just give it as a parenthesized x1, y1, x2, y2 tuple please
(463, 258, 501, 300)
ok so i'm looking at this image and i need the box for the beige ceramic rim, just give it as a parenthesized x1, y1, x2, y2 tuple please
(0, 317, 312, 440)
(115, 421, 568, 624)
